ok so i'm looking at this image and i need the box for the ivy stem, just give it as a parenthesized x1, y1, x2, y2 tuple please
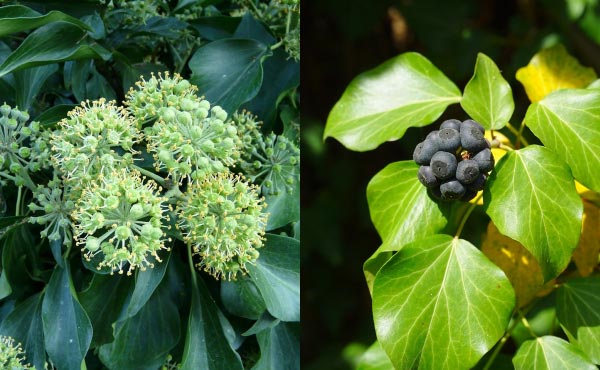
(498, 143, 514, 152)
(505, 122, 530, 147)
(132, 164, 166, 187)
(482, 309, 522, 370)
(518, 310, 538, 337)
(15, 186, 23, 217)
(454, 192, 483, 238)
(187, 240, 198, 289)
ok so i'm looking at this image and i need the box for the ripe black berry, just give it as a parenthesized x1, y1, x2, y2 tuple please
(413, 118, 494, 202)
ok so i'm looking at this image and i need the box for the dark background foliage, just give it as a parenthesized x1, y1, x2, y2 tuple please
(301, 0, 600, 367)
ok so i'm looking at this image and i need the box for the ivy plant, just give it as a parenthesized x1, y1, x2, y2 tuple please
(325, 44, 600, 369)
(0, 1, 299, 369)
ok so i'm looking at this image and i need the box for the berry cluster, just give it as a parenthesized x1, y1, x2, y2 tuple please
(413, 119, 494, 201)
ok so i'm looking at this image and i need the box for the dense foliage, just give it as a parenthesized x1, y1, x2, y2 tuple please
(325, 43, 600, 369)
(0, 1, 299, 369)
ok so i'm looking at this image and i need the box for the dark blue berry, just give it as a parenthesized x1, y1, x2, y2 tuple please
(413, 138, 439, 165)
(456, 159, 480, 184)
(437, 128, 461, 152)
(460, 120, 488, 152)
(467, 174, 487, 192)
(473, 148, 494, 172)
(430, 151, 457, 180)
(440, 179, 466, 200)
(440, 119, 461, 131)
(417, 166, 439, 188)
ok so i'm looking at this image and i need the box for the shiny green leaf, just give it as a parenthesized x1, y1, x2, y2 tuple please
(0, 22, 111, 78)
(524, 88, 600, 192)
(0, 292, 45, 370)
(243, 312, 279, 336)
(180, 277, 243, 370)
(372, 235, 515, 369)
(221, 277, 266, 320)
(460, 53, 513, 129)
(556, 277, 600, 364)
(0, 5, 91, 37)
(367, 161, 449, 250)
(247, 234, 300, 322)
(513, 336, 596, 370)
(124, 249, 171, 319)
(42, 265, 92, 370)
(252, 322, 300, 370)
(357, 341, 394, 370)
(324, 52, 461, 151)
(264, 177, 299, 230)
(99, 281, 180, 369)
(484, 145, 583, 280)
(13, 64, 58, 110)
(189, 39, 271, 113)
(79, 274, 133, 346)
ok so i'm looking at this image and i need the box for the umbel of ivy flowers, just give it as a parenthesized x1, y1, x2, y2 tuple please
(72, 168, 169, 275)
(177, 172, 267, 280)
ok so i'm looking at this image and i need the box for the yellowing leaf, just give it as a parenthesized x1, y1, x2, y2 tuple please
(576, 181, 600, 203)
(481, 221, 545, 307)
(572, 201, 600, 277)
(516, 44, 597, 102)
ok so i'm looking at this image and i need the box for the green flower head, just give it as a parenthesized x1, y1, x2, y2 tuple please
(241, 132, 300, 195)
(50, 98, 140, 186)
(0, 336, 34, 369)
(0, 103, 43, 187)
(177, 172, 268, 280)
(127, 72, 241, 181)
(72, 168, 169, 275)
(28, 176, 75, 247)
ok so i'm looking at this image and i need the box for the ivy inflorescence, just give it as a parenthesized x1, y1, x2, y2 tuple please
(2, 72, 299, 280)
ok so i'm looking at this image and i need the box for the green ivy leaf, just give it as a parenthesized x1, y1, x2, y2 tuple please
(367, 161, 449, 250)
(99, 281, 180, 369)
(0, 292, 45, 370)
(264, 177, 300, 231)
(0, 22, 111, 78)
(0, 5, 91, 37)
(13, 63, 58, 110)
(79, 274, 133, 347)
(324, 52, 461, 151)
(252, 322, 300, 370)
(2, 224, 36, 299)
(0, 269, 11, 299)
(372, 235, 515, 369)
(189, 39, 272, 113)
(180, 277, 243, 370)
(42, 265, 92, 370)
(243, 312, 279, 336)
(221, 277, 267, 320)
(124, 249, 171, 319)
(524, 88, 600, 193)
(512, 336, 596, 370)
(484, 145, 583, 281)
(363, 246, 394, 295)
(35, 104, 76, 129)
(247, 234, 300, 322)
(460, 53, 514, 130)
(556, 277, 600, 364)
(356, 341, 394, 370)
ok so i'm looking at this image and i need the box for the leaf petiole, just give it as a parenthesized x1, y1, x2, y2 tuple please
(454, 192, 483, 238)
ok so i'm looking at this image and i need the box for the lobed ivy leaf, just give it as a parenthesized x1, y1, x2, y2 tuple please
(556, 277, 600, 364)
(372, 235, 515, 370)
(366, 161, 449, 250)
(524, 88, 600, 193)
(180, 276, 243, 370)
(516, 44, 597, 102)
(0, 5, 91, 37)
(324, 52, 461, 151)
(512, 336, 596, 370)
(484, 145, 583, 281)
(42, 265, 92, 370)
(189, 38, 272, 113)
(0, 22, 111, 78)
(247, 234, 300, 322)
(460, 53, 513, 130)
(356, 341, 394, 370)
(0, 292, 45, 370)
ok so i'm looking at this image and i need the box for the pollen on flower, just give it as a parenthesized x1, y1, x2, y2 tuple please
(176, 172, 268, 280)
(50, 98, 140, 190)
(0, 335, 34, 369)
(28, 176, 74, 247)
(72, 168, 169, 275)
(125, 73, 241, 182)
